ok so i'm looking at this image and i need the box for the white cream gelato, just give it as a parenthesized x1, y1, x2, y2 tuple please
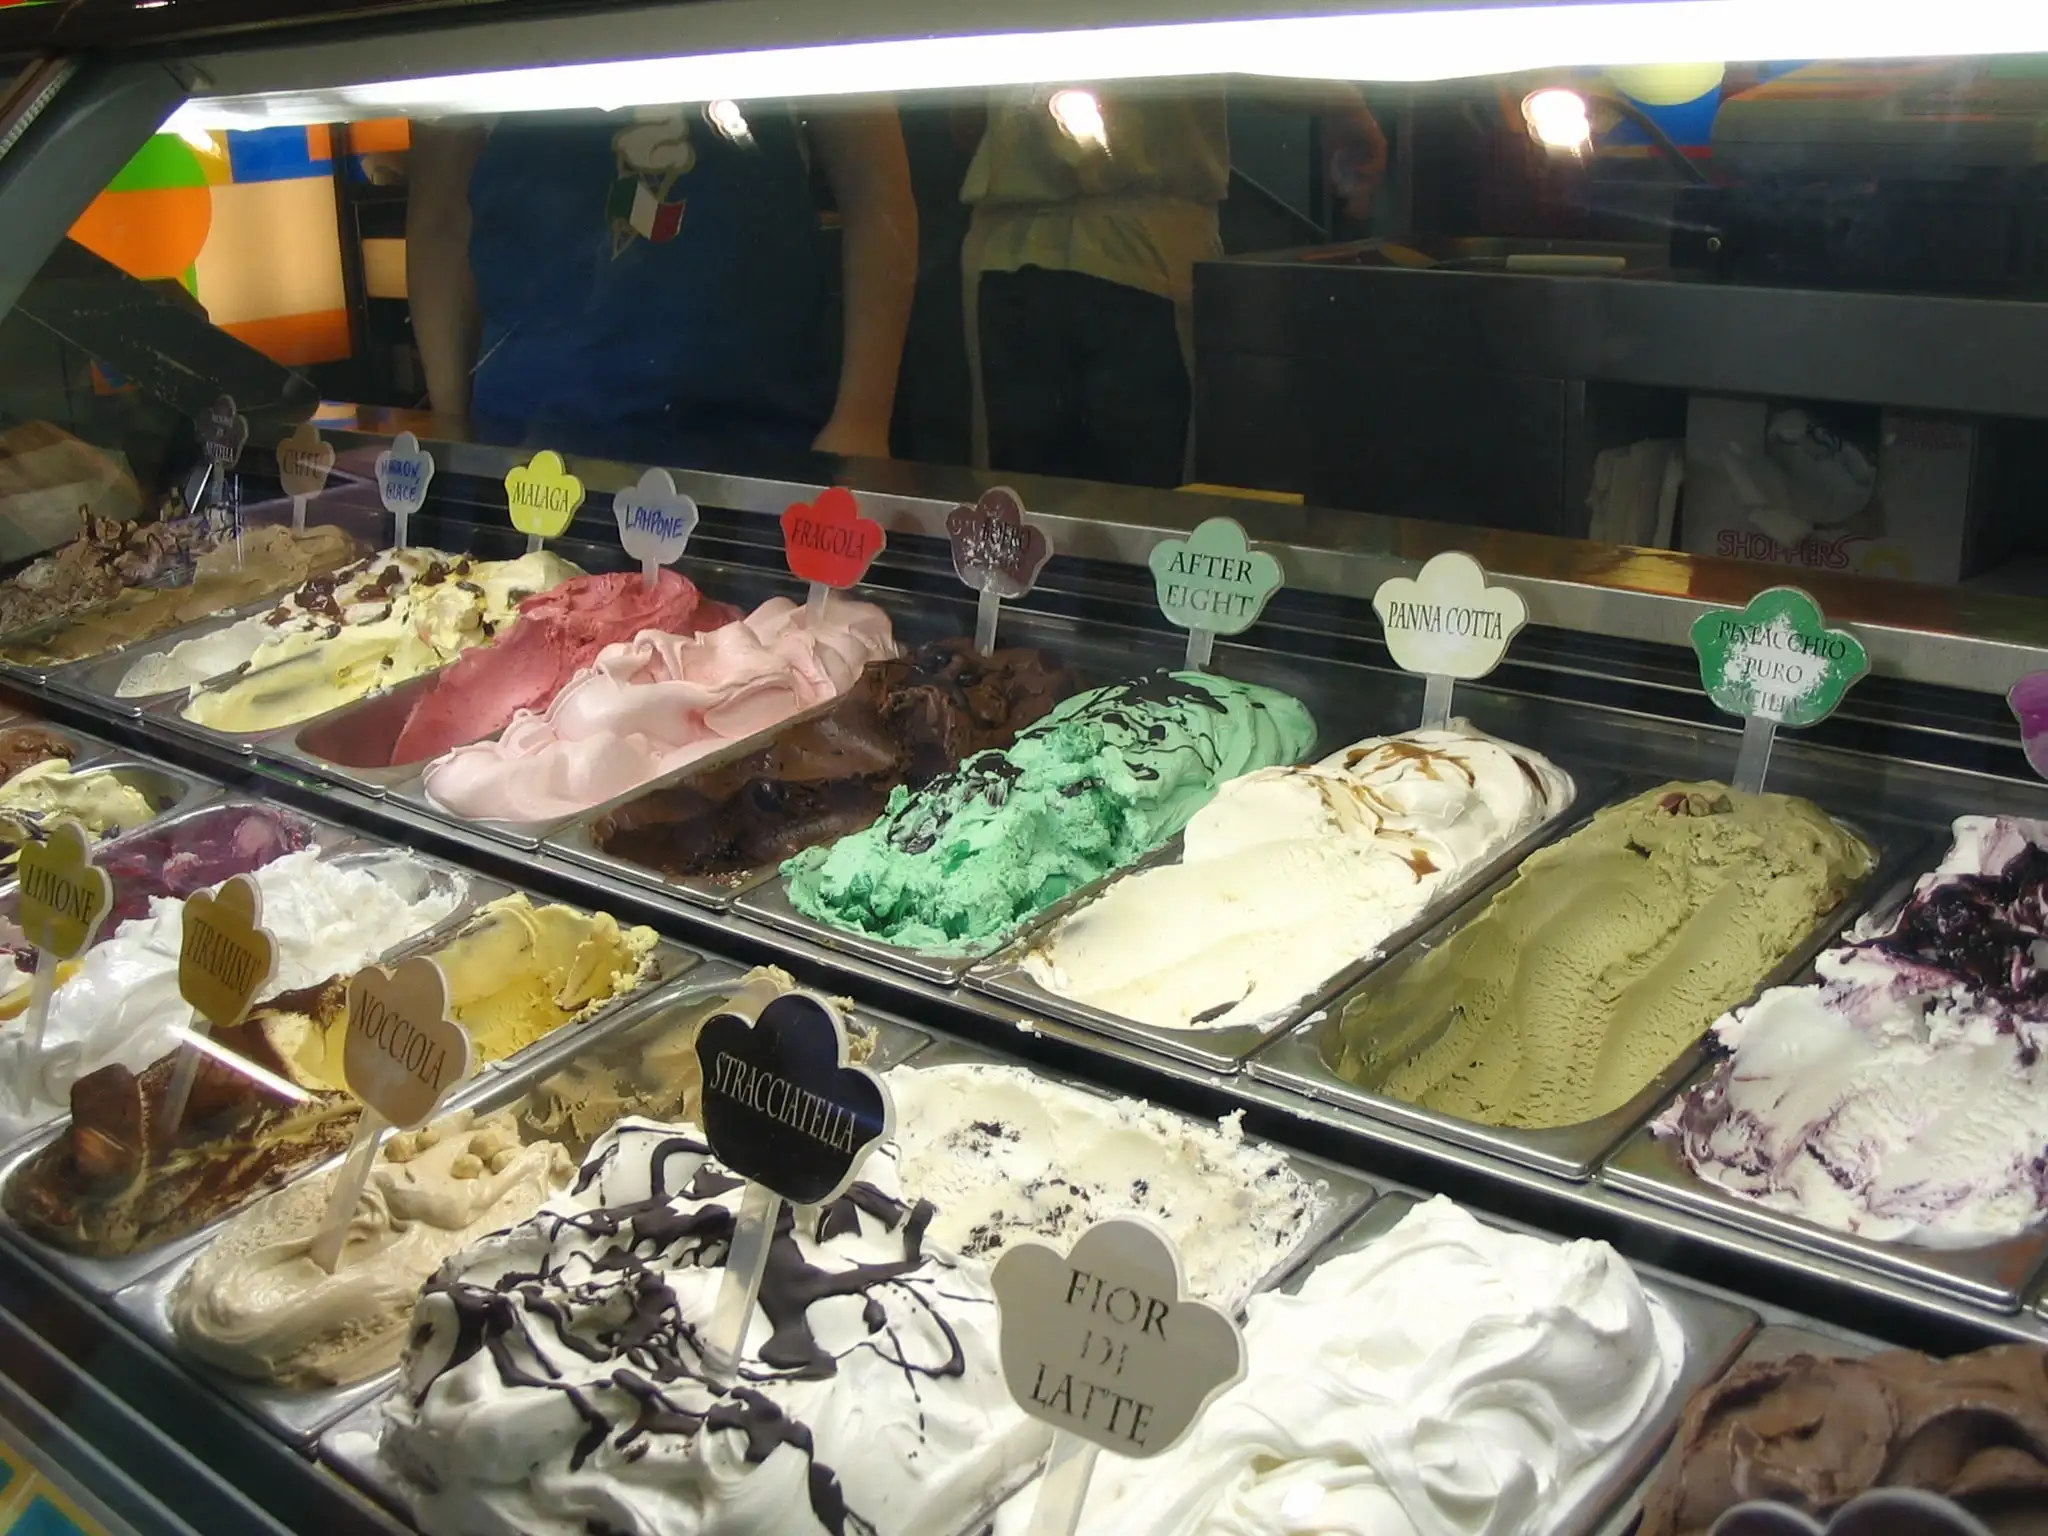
(381, 1117, 1049, 1536)
(0, 848, 465, 1142)
(1045, 1196, 1684, 1536)
(1022, 723, 1571, 1031)
(885, 1061, 1325, 1308)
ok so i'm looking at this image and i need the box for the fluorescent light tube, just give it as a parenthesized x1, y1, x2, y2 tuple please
(165, 0, 2048, 130)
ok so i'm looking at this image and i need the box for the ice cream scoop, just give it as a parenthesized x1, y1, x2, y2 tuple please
(420, 594, 897, 825)
(0, 761, 158, 866)
(380, 1118, 1049, 1536)
(1054, 1197, 1683, 1536)
(883, 1061, 1325, 1308)
(2, 523, 361, 668)
(783, 671, 1317, 954)
(179, 551, 583, 733)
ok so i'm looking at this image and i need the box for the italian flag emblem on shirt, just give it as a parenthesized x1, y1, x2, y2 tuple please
(606, 175, 685, 251)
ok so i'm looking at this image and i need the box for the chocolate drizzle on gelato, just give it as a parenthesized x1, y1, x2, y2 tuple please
(591, 638, 1078, 878)
(408, 1128, 973, 1535)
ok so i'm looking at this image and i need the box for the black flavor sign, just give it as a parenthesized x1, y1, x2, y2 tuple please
(992, 1218, 1244, 1456)
(695, 991, 891, 1205)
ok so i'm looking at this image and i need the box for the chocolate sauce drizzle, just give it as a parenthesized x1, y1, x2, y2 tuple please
(882, 672, 1248, 856)
(409, 1130, 977, 1535)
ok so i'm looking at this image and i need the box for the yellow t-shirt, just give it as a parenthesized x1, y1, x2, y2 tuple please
(961, 85, 1228, 312)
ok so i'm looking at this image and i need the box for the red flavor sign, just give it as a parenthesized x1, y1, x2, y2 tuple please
(782, 487, 885, 589)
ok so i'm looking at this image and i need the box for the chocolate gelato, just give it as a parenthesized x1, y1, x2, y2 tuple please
(0, 725, 75, 785)
(589, 638, 1078, 879)
(1639, 1346, 2048, 1536)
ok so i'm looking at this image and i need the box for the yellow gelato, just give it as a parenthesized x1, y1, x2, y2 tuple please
(0, 762, 158, 865)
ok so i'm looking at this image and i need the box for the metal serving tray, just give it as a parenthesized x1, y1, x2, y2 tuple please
(1592, 1322, 1876, 1536)
(0, 601, 135, 684)
(966, 766, 1606, 1074)
(381, 768, 576, 852)
(41, 597, 289, 718)
(259, 670, 455, 797)
(1248, 812, 1917, 1182)
(0, 758, 218, 840)
(1309, 1192, 1756, 1536)
(1597, 840, 2048, 1312)
(380, 889, 702, 1078)
(495, 957, 935, 1098)
(1604, 1123, 2048, 1315)
(899, 1033, 1376, 1307)
(542, 691, 864, 913)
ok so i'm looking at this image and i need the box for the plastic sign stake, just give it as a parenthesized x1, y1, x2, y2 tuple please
(374, 431, 435, 549)
(1372, 552, 1529, 730)
(613, 467, 699, 590)
(504, 449, 585, 554)
(1148, 518, 1283, 672)
(309, 956, 472, 1273)
(165, 875, 278, 1134)
(10, 823, 111, 1114)
(693, 986, 892, 1387)
(1692, 587, 1868, 794)
(948, 487, 1054, 654)
(992, 1217, 1246, 1536)
(275, 422, 335, 533)
(782, 487, 886, 624)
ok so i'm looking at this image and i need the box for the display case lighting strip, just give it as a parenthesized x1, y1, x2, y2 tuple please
(165, 0, 2048, 129)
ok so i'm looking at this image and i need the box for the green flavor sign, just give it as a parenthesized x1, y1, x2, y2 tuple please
(1691, 587, 1867, 728)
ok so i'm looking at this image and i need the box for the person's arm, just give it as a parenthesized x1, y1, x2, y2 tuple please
(811, 104, 918, 459)
(1235, 82, 1387, 219)
(406, 121, 490, 420)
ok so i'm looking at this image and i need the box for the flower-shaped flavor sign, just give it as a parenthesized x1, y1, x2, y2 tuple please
(504, 450, 586, 540)
(344, 956, 472, 1130)
(375, 431, 436, 518)
(948, 487, 1053, 600)
(694, 989, 892, 1205)
(613, 467, 700, 572)
(993, 1217, 1245, 1457)
(1148, 518, 1283, 637)
(196, 394, 248, 470)
(781, 487, 886, 589)
(177, 874, 278, 1033)
(1372, 551, 1528, 680)
(275, 422, 335, 500)
(1692, 587, 1869, 728)
(16, 821, 111, 962)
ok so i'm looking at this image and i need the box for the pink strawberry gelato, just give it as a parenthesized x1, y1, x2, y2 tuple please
(418, 595, 897, 825)
(388, 570, 737, 765)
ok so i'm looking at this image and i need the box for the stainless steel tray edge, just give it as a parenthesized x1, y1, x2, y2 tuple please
(39, 596, 292, 715)
(108, 1256, 397, 1447)
(1244, 814, 1927, 1182)
(965, 764, 1616, 1074)
(899, 1034, 1375, 1310)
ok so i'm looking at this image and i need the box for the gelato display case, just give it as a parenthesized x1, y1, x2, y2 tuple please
(0, 4, 2046, 1536)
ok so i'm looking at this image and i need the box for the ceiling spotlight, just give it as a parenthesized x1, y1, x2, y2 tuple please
(1522, 87, 1594, 154)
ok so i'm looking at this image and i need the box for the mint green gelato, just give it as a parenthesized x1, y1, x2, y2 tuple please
(781, 671, 1316, 953)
